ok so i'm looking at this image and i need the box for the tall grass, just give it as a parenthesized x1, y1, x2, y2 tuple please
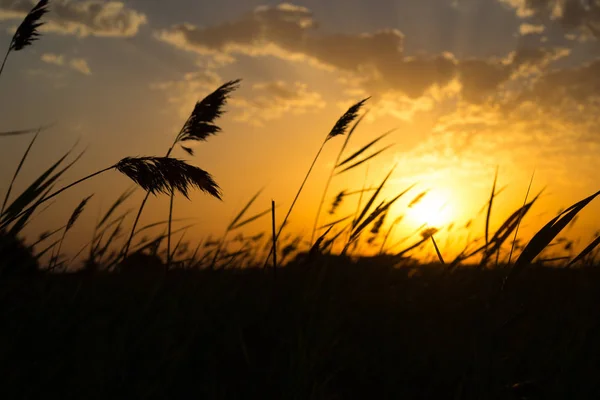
(263, 98, 369, 267)
(1, 157, 221, 233)
(121, 80, 241, 265)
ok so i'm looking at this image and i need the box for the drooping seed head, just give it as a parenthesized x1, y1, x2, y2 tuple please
(115, 157, 222, 200)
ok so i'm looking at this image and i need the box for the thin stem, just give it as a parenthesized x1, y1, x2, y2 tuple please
(51, 227, 69, 271)
(343, 165, 369, 253)
(166, 189, 174, 270)
(263, 141, 327, 268)
(508, 170, 535, 265)
(0, 166, 114, 230)
(271, 200, 277, 276)
(0, 47, 11, 82)
(379, 219, 398, 255)
(431, 235, 445, 265)
(121, 144, 176, 259)
(1, 129, 39, 215)
(310, 133, 353, 245)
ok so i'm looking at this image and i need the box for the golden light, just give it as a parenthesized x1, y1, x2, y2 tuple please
(406, 190, 453, 229)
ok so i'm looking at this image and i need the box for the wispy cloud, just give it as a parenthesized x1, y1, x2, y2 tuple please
(0, 0, 147, 38)
(41, 53, 91, 75)
(519, 23, 545, 35)
(500, 0, 600, 40)
(230, 81, 325, 126)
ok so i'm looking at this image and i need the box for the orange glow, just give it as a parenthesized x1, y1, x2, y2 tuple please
(405, 189, 454, 229)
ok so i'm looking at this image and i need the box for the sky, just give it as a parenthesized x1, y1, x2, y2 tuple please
(2, 0, 600, 261)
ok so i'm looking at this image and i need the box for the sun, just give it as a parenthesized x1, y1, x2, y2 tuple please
(405, 190, 453, 229)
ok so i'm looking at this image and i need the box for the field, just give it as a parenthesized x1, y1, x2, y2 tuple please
(3, 2, 600, 399)
(2, 259, 600, 399)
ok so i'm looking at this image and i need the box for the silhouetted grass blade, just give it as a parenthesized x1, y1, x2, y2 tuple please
(1, 129, 40, 215)
(335, 144, 395, 175)
(230, 208, 272, 230)
(66, 195, 93, 232)
(1, 146, 83, 229)
(318, 214, 354, 230)
(336, 130, 393, 168)
(512, 190, 600, 276)
(568, 235, 600, 266)
(309, 225, 334, 258)
(97, 187, 136, 228)
(0, 127, 44, 137)
(352, 164, 396, 230)
(227, 188, 264, 231)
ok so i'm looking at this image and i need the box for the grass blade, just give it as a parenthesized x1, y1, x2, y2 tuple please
(510, 189, 600, 279)
(227, 188, 264, 230)
(568, 235, 600, 267)
(0, 129, 40, 215)
(97, 187, 136, 228)
(336, 130, 393, 168)
(352, 164, 396, 230)
(335, 144, 395, 176)
(431, 235, 445, 265)
(507, 170, 535, 265)
(318, 214, 354, 230)
(485, 167, 499, 253)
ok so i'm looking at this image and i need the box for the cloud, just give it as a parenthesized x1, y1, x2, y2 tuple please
(69, 58, 91, 75)
(156, 3, 571, 109)
(41, 52, 65, 66)
(519, 23, 545, 35)
(153, 2, 600, 174)
(153, 70, 325, 126)
(500, 0, 600, 40)
(0, 0, 147, 38)
(230, 81, 325, 126)
(150, 69, 223, 118)
(41, 53, 92, 75)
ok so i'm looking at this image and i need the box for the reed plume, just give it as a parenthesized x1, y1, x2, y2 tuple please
(0, 0, 50, 79)
(0, 157, 221, 231)
(122, 80, 240, 261)
(263, 98, 368, 267)
(51, 194, 93, 270)
(115, 157, 221, 199)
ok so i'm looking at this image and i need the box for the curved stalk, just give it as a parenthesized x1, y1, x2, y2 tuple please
(0, 166, 113, 230)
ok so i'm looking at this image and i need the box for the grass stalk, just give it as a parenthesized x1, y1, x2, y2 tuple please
(310, 113, 367, 244)
(508, 170, 535, 265)
(271, 200, 277, 275)
(1, 129, 39, 215)
(167, 189, 175, 270)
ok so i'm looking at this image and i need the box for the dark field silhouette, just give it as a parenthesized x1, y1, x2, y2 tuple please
(2, 259, 600, 399)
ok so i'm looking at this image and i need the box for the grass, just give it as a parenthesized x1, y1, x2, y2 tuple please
(3, 3, 600, 398)
(3, 262, 600, 399)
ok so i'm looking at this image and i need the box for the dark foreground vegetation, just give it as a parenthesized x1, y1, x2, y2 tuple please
(2, 258, 600, 399)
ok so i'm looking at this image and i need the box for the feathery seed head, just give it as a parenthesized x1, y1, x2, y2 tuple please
(115, 157, 221, 200)
(10, 0, 49, 52)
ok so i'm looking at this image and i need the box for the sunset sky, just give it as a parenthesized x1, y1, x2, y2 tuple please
(2, 0, 600, 261)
